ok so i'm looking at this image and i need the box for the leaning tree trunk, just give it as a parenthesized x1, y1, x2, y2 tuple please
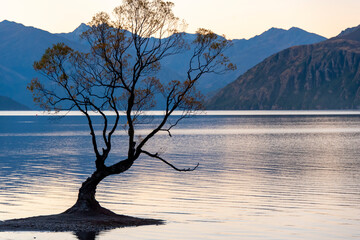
(63, 158, 135, 216)
(63, 170, 114, 215)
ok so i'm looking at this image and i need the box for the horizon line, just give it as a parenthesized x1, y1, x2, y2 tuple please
(1, 110, 360, 117)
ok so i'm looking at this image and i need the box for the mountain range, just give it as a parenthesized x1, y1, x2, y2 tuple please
(0, 20, 326, 110)
(207, 25, 360, 110)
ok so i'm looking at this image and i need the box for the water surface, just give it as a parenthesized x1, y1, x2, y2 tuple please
(0, 112, 360, 239)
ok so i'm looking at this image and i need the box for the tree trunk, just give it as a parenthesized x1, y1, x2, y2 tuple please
(63, 170, 114, 215)
(63, 159, 135, 216)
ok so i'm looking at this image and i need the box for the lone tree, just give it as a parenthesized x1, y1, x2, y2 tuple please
(28, 0, 234, 215)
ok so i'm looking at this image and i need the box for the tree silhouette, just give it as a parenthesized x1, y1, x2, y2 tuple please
(28, 0, 234, 214)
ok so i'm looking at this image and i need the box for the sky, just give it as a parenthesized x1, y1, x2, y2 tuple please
(0, 0, 359, 39)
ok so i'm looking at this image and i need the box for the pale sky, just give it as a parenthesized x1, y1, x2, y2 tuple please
(0, 0, 359, 39)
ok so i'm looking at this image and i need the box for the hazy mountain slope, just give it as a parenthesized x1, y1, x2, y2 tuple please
(206, 26, 360, 110)
(0, 20, 86, 109)
(0, 96, 30, 110)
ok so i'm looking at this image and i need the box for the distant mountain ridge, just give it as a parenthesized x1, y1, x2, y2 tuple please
(56, 23, 90, 43)
(210, 27, 326, 91)
(336, 25, 360, 38)
(207, 25, 360, 110)
(188, 27, 327, 94)
(335, 25, 360, 42)
(0, 20, 326, 109)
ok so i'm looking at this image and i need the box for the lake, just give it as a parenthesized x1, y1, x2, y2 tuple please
(1, 111, 360, 239)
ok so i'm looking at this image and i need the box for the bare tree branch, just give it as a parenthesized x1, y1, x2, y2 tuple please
(141, 150, 199, 172)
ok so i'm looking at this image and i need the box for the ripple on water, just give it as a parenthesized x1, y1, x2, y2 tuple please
(0, 115, 360, 239)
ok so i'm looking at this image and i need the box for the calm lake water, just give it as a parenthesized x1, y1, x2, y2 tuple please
(1, 111, 360, 239)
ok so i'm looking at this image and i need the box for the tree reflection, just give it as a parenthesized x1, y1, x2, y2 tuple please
(74, 231, 99, 240)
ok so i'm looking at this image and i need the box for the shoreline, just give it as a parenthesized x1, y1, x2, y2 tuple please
(2, 109, 360, 116)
